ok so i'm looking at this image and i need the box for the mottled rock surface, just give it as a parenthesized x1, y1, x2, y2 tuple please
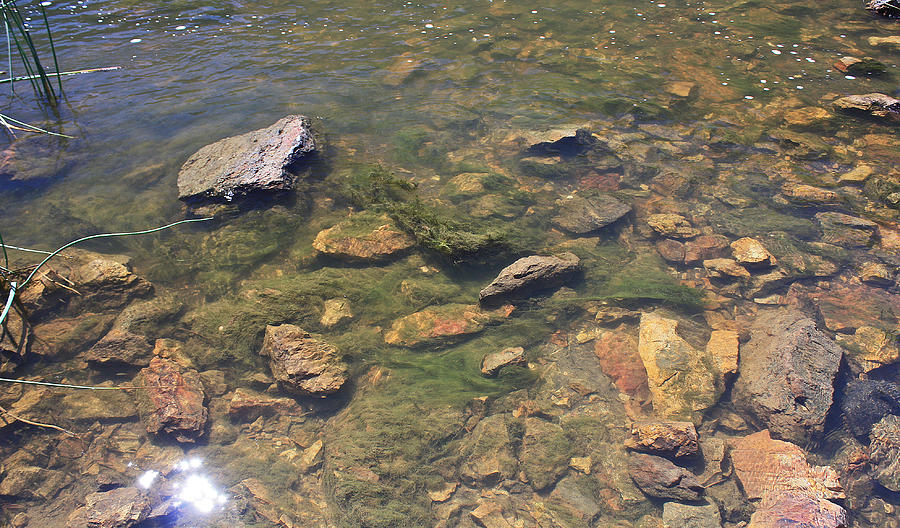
(747, 491, 847, 528)
(730, 237, 776, 267)
(177, 115, 317, 202)
(521, 417, 572, 491)
(479, 253, 580, 306)
(647, 214, 700, 239)
(841, 380, 900, 438)
(814, 212, 878, 247)
(662, 501, 722, 528)
(259, 324, 348, 396)
(227, 388, 305, 420)
(869, 415, 900, 491)
(459, 414, 517, 485)
(626, 421, 699, 458)
(312, 213, 414, 262)
(628, 453, 704, 501)
(593, 330, 650, 400)
(384, 303, 514, 347)
(481, 346, 526, 376)
(733, 310, 842, 444)
(135, 357, 208, 442)
(66, 487, 151, 528)
(551, 195, 631, 234)
(832, 92, 900, 121)
(84, 328, 153, 368)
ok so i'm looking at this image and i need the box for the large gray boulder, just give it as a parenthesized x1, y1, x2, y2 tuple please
(479, 253, 581, 306)
(733, 310, 843, 444)
(177, 115, 317, 202)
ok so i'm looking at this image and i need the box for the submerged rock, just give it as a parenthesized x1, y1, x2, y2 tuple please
(479, 253, 581, 306)
(747, 491, 847, 528)
(637, 313, 719, 421)
(84, 328, 153, 368)
(662, 501, 722, 528)
(259, 324, 348, 396)
(526, 127, 597, 157)
(869, 415, 900, 491)
(840, 379, 900, 438)
(733, 310, 842, 444)
(832, 93, 900, 121)
(384, 303, 513, 347)
(227, 387, 305, 420)
(135, 357, 208, 443)
(320, 298, 353, 328)
(730, 430, 844, 501)
(593, 330, 650, 400)
(867, 0, 900, 18)
(625, 421, 699, 458)
(177, 114, 317, 202)
(481, 346, 526, 376)
(66, 487, 150, 528)
(312, 212, 415, 263)
(814, 212, 878, 247)
(730, 237, 776, 267)
(459, 414, 518, 485)
(837, 326, 900, 374)
(552, 195, 631, 235)
(628, 453, 704, 501)
(647, 214, 700, 239)
(521, 417, 571, 491)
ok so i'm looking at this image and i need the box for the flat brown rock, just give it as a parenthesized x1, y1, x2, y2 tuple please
(259, 324, 349, 396)
(312, 213, 414, 262)
(136, 357, 208, 443)
(626, 421, 699, 458)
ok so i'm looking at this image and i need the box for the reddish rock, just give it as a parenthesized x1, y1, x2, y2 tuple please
(731, 430, 844, 501)
(747, 491, 847, 528)
(227, 388, 305, 421)
(259, 324, 349, 396)
(791, 281, 899, 334)
(655, 239, 685, 264)
(625, 421, 699, 458)
(384, 303, 514, 348)
(628, 453, 704, 501)
(136, 357, 208, 443)
(683, 235, 731, 265)
(593, 331, 650, 400)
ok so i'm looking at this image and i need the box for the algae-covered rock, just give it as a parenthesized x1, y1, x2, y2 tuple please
(259, 324, 348, 396)
(521, 417, 572, 491)
(552, 194, 631, 235)
(637, 313, 719, 421)
(177, 115, 317, 202)
(647, 214, 700, 239)
(384, 303, 513, 348)
(836, 326, 899, 374)
(814, 212, 877, 247)
(662, 501, 721, 528)
(459, 413, 518, 485)
(312, 212, 415, 263)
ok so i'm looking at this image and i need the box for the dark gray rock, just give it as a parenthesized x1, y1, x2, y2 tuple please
(66, 487, 151, 528)
(628, 453, 704, 501)
(552, 194, 631, 234)
(870, 415, 900, 491)
(177, 115, 317, 202)
(733, 310, 843, 444)
(481, 346, 526, 376)
(833, 93, 900, 121)
(479, 253, 581, 306)
(527, 128, 597, 157)
(841, 379, 900, 438)
(259, 324, 348, 396)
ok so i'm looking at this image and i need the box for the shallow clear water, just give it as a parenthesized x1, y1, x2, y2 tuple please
(1, 1, 899, 527)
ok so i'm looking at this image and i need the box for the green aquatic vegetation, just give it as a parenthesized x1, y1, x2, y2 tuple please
(714, 206, 819, 240)
(603, 259, 706, 311)
(391, 127, 448, 170)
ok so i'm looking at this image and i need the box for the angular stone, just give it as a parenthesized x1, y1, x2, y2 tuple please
(733, 310, 842, 444)
(550, 476, 602, 524)
(384, 303, 513, 348)
(29, 313, 115, 359)
(731, 430, 843, 501)
(832, 93, 900, 121)
(259, 324, 348, 396)
(665, 81, 696, 98)
(703, 258, 750, 280)
(793, 281, 899, 334)
(625, 421, 699, 458)
(459, 414, 517, 486)
(84, 328, 153, 368)
(662, 501, 722, 528)
(320, 298, 353, 328)
(869, 415, 900, 491)
(551, 195, 631, 235)
(0, 466, 68, 501)
(479, 253, 581, 306)
(858, 262, 894, 287)
(135, 357, 208, 443)
(814, 212, 877, 247)
(836, 326, 899, 374)
(481, 346, 527, 376)
(706, 329, 739, 378)
(628, 453, 704, 501)
(66, 487, 150, 528)
(227, 388, 305, 421)
(469, 500, 514, 528)
(780, 183, 840, 205)
(521, 417, 571, 491)
(838, 164, 873, 183)
(177, 115, 316, 202)
(683, 235, 731, 266)
(841, 380, 900, 438)
(526, 127, 596, 157)
(747, 491, 847, 528)
(312, 213, 414, 262)
(637, 313, 718, 420)
(647, 214, 700, 239)
(730, 238, 776, 267)
(593, 330, 650, 400)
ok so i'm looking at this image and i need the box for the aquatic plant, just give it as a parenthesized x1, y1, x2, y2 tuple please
(1, 0, 60, 104)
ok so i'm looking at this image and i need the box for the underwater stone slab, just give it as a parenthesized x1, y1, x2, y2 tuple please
(747, 491, 847, 528)
(384, 303, 514, 348)
(136, 357, 208, 443)
(627, 453, 704, 501)
(177, 115, 317, 202)
(551, 195, 632, 235)
(814, 212, 877, 247)
(870, 415, 900, 491)
(312, 212, 415, 263)
(481, 346, 526, 376)
(733, 310, 842, 444)
(66, 487, 151, 528)
(479, 253, 581, 306)
(259, 324, 348, 396)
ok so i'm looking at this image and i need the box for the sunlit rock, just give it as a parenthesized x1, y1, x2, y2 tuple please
(551, 195, 631, 235)
(385, 303, 513, 348)
(65, 487, 150, 528)
(135, 357, 208, 443)
(646, 213, 700, 239)
(312, 212, 414, 263)
(259, 324, 348, 396)
(479, 253, 581, 306)
(625, 421, 699, 458)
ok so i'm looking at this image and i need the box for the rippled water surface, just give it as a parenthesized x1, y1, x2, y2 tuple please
(1, 1, 899, 527)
